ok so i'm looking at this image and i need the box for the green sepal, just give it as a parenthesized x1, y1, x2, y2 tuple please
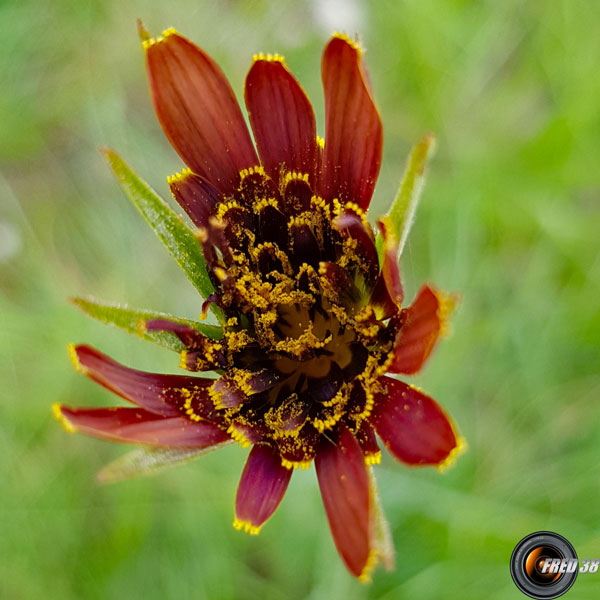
(97, 443, 233, 484)
(102, 148, 223, 322)
(71, 297, 223, 351)
(376, 133, 436, 260)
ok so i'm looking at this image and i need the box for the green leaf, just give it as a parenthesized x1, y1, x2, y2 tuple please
(376, 133, 436, 259)
(71, 297, 223, 351)
(97, 443, 233, 484)
(102, 149, 222, 320)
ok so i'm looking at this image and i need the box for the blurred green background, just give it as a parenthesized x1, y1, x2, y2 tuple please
(1, 0, 599, 598)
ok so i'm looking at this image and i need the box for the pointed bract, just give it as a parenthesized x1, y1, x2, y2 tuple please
(102, 149, 216, 303)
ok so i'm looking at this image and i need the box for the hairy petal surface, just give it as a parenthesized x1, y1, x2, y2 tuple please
(372, 377, 459, 467)
(245, 57, 317, 182)
(234, 443, 293, 534)
(315, 423, 374, 580)
(144, 30, 257, 193)
(321, 35, 383, 210)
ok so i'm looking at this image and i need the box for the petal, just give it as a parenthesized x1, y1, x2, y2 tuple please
(388, 285, 454, 375)
(333, 210, 379, 284)
(315, 423, 375, 580)
(372, 376, 461, 467)
(167, 169, 220, 229)
(53, 404, 229, 447)
(376, 217, 404, 307)
(355, 421, 381, 465)
(234, 443, 292, 535)
(321, 34, 383, 210)
(210, 368, 282, 410)
(145, 320, 227, 371)
(69, 345, 219, 420)
(144, 29, 258, 193)
(245, 56, 318, 182)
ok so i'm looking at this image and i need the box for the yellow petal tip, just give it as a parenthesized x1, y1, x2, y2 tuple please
(233, 518, 261, 535)
(437, 435, 467, 473)
(166, 168, 193, 186)
(52, 403, 77, 433)
(332, 32, 362, 54)
(67, 343, 86, 375)
(364, 451, 381, 466)
(252, 52, 285, 64)
(358, 548, 379, 583)
(140, 25, 178, 51)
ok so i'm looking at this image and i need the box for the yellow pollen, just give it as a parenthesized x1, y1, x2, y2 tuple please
(316, 136, 325, 149)
(283, 171, 309, 184)
(233, 518, 261, 535)
(180, 388, 203, 422)
(252, 52, 285, 64)
(141, 27, 177, 51)
(239, 165, 265, 181)
(227, 424, 252, 448)
(281, 458, 312, 471)
(216, 200, 242, 220)
(364, 451, 381, 466)
(213, 267, 228, 282)
(254, 197, 279, 211)
(179, 350, 188, 370)
(52, 403, 77, 433)
(166, 168, 193, 186)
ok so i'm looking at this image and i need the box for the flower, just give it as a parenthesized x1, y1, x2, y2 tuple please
(53, 25, 465, 581)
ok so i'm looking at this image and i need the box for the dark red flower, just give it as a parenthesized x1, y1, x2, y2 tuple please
(54, 26, 464, 581)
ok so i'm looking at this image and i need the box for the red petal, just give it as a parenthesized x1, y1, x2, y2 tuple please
(333, 210, 379, 284)
(372, 376, 460, 467)
(388, 285, 452, 374)
(70, 345, 218, 420)
(167, 169, 220, 229)
(145, 30, 258, 193)
(315, 424, 374, 580)
(245, 56, 317, 182)
(234, 443, 292, 534)
(321, 35, 383, 210)
(54, 404, 229, 447)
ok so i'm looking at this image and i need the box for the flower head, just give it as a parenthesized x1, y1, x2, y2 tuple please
(54, 25, 464, 581)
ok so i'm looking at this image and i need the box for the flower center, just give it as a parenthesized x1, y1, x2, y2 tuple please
(188, 167, 395, 468)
